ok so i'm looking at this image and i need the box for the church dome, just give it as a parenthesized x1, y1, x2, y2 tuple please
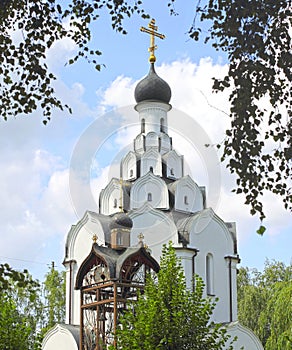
(109, 212, 133, 230)
(134, 63, 171, 104)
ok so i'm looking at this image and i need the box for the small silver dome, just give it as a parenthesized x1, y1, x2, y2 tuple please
(109, 212, 133, 230)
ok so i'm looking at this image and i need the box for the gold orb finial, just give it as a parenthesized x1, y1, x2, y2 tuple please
(92, 234, 98, 243)
(140, 18, 165, 63)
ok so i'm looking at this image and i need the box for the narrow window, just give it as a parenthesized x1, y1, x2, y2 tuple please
(184, 195, 188, 205)
(170, 168, 174, 176)
(149, 166, 153, 173)
(147, 193, 152, 201)
(117, 232, 122, 245)
(206, 253, 214, 295)
(141, 119, 145, 133)
(129, 169, 133, 177)
(113, 198, 117, 208)
(160, 118, 165, 132)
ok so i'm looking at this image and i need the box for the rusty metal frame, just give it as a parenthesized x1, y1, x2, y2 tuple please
(80, 281, 144, 350)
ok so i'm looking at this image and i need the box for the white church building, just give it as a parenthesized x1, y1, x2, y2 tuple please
(42, 23, 263, 350)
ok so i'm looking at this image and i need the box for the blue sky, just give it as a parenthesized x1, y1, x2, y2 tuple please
(0, 1, 291, 280)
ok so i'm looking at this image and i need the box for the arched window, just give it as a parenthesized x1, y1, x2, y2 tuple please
(141, 119, 145, 133)
(129, 169, 133, 177)
(147, 193, 152, 201)
(170, 168, 174, 176)
(206, 253, 214, 295)
(149, 166, 153, 173)
(184, 195, 188, 205)
(113, 198, 118, 208)
(160, 118, 165, 132)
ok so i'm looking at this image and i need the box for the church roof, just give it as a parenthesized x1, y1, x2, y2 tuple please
(75, 244, 159, 288)
(134, 63, 171, 104)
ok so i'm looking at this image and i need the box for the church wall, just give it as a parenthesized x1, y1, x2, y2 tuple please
(130, 207, 178, 262)
(65, 213, 108, 325)
(175, 248, 198, 290)
(188, 210, 236, 323)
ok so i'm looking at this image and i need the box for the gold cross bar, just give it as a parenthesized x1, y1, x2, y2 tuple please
(140, 18, 165, 63)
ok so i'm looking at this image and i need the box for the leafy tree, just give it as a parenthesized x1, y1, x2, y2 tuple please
(33, 262, 66, 349)
(113, 243, 236, 349)
(0, 263, 42, 349)
(0, 0, 149, 123)
(237, 260, 292, 349)
(0, 294, 33, 350)
(191, 0, 291, 225)
(0, 262, 39, 293)
(1, 0, 290, 223)
(0, 263, 66, 350)
(41, 262, 66, 331)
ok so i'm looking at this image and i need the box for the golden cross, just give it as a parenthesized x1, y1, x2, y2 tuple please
(140, 18, 165, 63)
(138, 232, 144, 242)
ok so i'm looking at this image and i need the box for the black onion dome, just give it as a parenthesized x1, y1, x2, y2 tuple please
(134, 63, 171, 103)
(109, 212, 133, 230)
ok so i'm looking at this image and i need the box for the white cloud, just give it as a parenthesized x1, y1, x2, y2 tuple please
(101, 76, 136, 108)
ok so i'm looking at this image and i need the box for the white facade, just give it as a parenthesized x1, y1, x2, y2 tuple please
(43, 62, 263, 350)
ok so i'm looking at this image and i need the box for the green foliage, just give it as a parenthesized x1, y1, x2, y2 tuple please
(0, 0, 149, 123)
(43, 263, 66, 328)
(0, 262, 66, 350)
(0, 264, 42, 349)
(191, 0, 292, 221)
(237, 260, 292, 348)
(114, 243, 236, 349)
(0, 294, 32, 350)
(0, 263, 39, 293)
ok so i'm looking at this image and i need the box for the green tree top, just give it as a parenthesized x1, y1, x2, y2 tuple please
(114, 243, 236, 350)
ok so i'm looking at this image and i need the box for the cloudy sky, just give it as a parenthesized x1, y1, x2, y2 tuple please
(0, 0, 291, 280)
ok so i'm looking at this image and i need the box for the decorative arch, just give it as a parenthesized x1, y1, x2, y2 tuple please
(130, 172, 169, 210)
(169, 175, 203, 213)
(189, 208, 236, 253)
(140, 148, 162, 177)
(159, 133, 172, 153)
(121, 151, 137, 181)
(129, 203, 179, 260)
(99, 178, 122, 215)
(162, 150, 183, 179)
(145, 131, 159, 151)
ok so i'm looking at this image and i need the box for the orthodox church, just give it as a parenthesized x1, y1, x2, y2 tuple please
(42, 20, 263, 350)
